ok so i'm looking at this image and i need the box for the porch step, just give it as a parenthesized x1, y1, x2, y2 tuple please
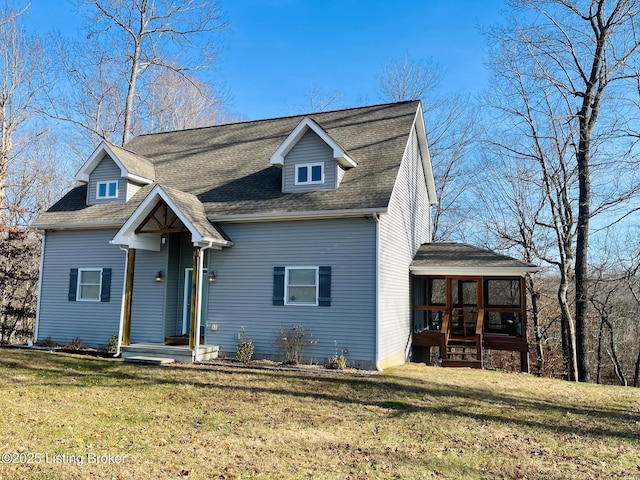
(124, 356, 175, 365)
(442, 358, 483, 369)
(121, 343, 219, 364)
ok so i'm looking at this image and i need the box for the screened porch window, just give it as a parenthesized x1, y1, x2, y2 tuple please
(413, 276, 446, 332)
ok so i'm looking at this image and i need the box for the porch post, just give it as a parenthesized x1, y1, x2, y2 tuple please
(122, 248, 136, 346)
(189, 247, 201, 350)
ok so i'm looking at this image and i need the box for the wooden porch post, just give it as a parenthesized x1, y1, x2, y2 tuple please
(189, 247, 201, 350)
(122, 248, 136, 346)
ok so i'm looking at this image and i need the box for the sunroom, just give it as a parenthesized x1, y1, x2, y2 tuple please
(410, 243, 538, 371)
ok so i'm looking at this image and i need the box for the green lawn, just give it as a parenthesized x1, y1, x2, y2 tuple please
(0, 349, 638, 479)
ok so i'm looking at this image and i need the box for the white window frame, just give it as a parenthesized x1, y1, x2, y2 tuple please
(77, 268, 103, 302)
(96, 180, 119, 199)
(294, 163, 324, 185)
(284, 266, 319, 306)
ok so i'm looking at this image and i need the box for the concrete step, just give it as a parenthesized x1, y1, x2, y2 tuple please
(121, 344, 219, 363)
(124, 356, 175, 365)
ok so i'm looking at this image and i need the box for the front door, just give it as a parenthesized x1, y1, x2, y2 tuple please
(183, 268, 208, 335)
(448, 277, 482, 338)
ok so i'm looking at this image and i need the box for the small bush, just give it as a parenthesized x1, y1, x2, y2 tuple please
(235, 327, 254, 363)
(104, 335, 118, 353)
(36, 336, 57, 348)
(276, 324, 310, 365)
(326, 340, 347, 370)
(66, 337, 83, 350)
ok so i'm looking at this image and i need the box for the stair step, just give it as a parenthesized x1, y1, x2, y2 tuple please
(124, 356, 175, 365)
(442, 359, 483, 369)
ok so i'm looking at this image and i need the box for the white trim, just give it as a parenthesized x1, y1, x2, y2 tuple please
(284, 266, 319, 306)
(270, 117, 357, 168)
(294, 162, 324, 185)
(75, 141, 154, 184)
(182, 267, 208, 335)
(412, 104, 438, 205)
(96, 180, 119, 199)
(76, 268, 103, 302)
(409, 266, 538, 276)
(373, 212, 382, 371)
(33, 232, 46, 342)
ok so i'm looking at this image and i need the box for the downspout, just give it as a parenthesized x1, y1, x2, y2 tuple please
(115, 245, 128, 357)
(193, 241, 213, 362)
(33, 231, 46, 343)
(373, 212, 382, 371)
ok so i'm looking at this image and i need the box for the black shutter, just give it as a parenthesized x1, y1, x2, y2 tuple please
(101, 268, 112, 302)
(273, 267, 285, 305)
(68, 268, 78, 301)
(318, 266, 331, 306)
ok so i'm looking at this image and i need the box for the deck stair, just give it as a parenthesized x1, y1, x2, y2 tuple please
(442, 337, 482, 368)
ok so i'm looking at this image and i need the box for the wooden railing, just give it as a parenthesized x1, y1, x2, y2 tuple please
(440, 312, 450, 355)
(475, 308, 484, 362)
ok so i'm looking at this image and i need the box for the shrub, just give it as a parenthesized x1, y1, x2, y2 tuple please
(104, 335, 118, 353)
(276, 324, 310, 365)
(235, 327, 254, 363)
(36, 336, 57, 348)
(66, 337, 83, 350)
(326, 340, 347, 370)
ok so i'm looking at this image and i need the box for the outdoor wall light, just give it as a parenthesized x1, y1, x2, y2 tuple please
(208, 271, 217, 283)
(155, 271, 164, 282)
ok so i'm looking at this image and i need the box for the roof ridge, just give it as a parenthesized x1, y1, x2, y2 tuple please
(129, 100, 420, 139)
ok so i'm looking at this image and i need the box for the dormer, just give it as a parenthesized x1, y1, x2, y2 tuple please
(76, 141, 156, 206)
(270, 117, 357, 193)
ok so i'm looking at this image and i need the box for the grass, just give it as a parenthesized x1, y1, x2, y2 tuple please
(0, 350, 638, 479)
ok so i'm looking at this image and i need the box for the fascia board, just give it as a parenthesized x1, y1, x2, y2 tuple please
(409, 265, 539, 276)
(414, 105, 438, 205)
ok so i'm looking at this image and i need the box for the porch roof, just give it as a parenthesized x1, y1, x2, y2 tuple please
(111, 183, 232, 251)
(410, 242, 538, 277)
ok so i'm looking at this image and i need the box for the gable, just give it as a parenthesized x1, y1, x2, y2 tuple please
(86, 156, 125, 205)
(76, 141, 155, 184)
(282, 130, 339, 193)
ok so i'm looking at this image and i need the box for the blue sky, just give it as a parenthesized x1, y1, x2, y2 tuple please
(24, 0, 507, 120)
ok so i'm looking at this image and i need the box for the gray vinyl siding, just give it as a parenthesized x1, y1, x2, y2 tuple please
(37, 229, 125, 347)
(282, 130, 337, 193)
(378, 126, 431, 366)
(206, 218, 377, 368)
(126, 181, 144, 201)
(87, 156, 126, 205)
(130, 246, 168, 343)
(164, 233, 181, 337)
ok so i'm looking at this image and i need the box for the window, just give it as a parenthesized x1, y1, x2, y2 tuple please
(295, 163, 324, 185)
(97, 181, 118, 199)
(273, 266, 331, 306)
(285, 267, 318, 305)
(68, 268, 111, 302)
(77, 269, 102, 301)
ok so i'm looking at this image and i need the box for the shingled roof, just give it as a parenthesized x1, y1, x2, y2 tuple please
(410, 243, 537, 276)
(35, 100, 423, 229)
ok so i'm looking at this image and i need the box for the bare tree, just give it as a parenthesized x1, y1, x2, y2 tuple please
(377, 54, 477, 241)
(0, 3, 47, 225)
(484, 0, 640, 382)
(54, 0, 227, 145)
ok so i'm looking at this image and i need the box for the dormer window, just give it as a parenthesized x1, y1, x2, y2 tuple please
(295, 163, 324, 185)
(97, 181, 118, 199)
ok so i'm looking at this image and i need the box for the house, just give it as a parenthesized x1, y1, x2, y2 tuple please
(33, 100, 536, 370)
